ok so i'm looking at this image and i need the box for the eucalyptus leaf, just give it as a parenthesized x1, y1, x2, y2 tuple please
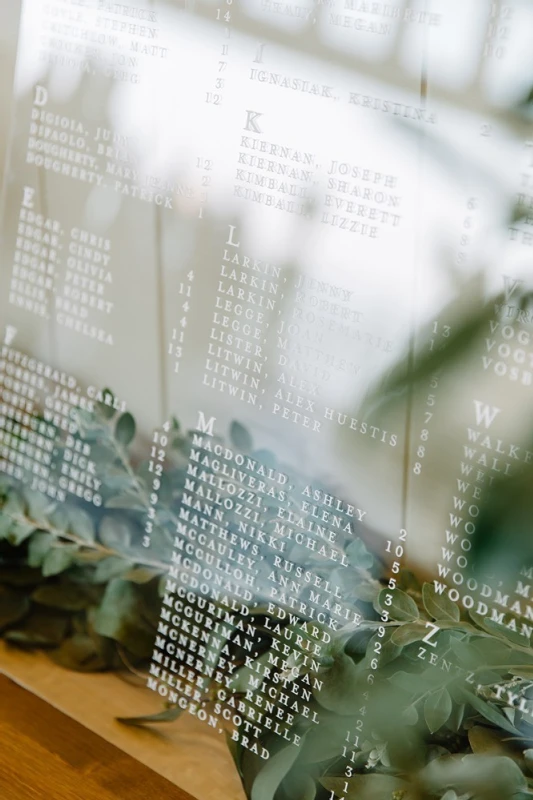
(100, 475, 136, 494)
(402, 704, 419, 725)
(94, 556, 130, 583)
(0, 515, 12, 540)
(477, 669, 506, 685)
(7, 520, 35, 546)
(3, 492, 24, 516)
(48, 634, 109, 672)
(510, 665, 533, 679)
(424, 687, 452, 733)
(251, 743, 301, 800)
(450, 637, 482, 668)
(479, 618, 530, 648)
(345, 626, 375, 657)
(117, 706, 183, 726)
(353, 580, 380, 603)
(93, 578, 154, 657)
(470, 637, 514, 665)
(298, 719, 349, 764)
(27, 532, 54, 567)
(97, 388, 116, 419)
(156, 472, 173, 506)
(89, 443, 116, 464)
(99, 516, 132, 550)
(3, 378, 533, 800)
(4, 608, 68, 647)
(420, 754, 526, 797)
(422, 583, 461, 622)
(377, 588, 419, 622)
(252, 449, 277, 468)
(31, 582, 97, 611)
(225, 730, 244, 778)
(455, 688, 521, 736)
(104, 494, 146, 511)
(42, 545, 78, 577)
(289, 775, 315, 800)
(503, 706, 516, 725)
(372, 632, 402, 667)
(48, 507, 68, 533)
(523, 749, 533, 771)
(115, 412, 136, 447)
(389, 670, 424, 695)
(23, 489, 54, 525)
(371, 297, 499, 407)
(314, 653, 362, 714)
(469, 611, 523, 645)
(73, 550, 108, 564)
(230, 420, 253, 453)
(67, 508, 95, 543)
(0, 588, 30, 631)
(345, 539, 374, 570)
(391, 622, 428, 646)
(122, 567, 161, 584)
(446, 702, 465, 733)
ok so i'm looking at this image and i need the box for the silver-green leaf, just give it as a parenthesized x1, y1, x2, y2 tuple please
(424, 687, 452, 733)
(115, 412, 136, 447)
(251, 743, 301, 800)
(422, 583, 461, 622)
(377, 588, 419, 622)
(42, 545, 78, 577)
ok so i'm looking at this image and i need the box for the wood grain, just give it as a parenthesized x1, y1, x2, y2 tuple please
(0, 674, 195, 800)
(0, 643, 246, 800)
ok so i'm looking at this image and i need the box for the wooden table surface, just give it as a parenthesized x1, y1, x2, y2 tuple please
(0, 674, 195, 799)
(0, 643, 245, 800)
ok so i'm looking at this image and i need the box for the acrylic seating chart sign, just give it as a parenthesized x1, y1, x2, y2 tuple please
(2, 1, 533, 799)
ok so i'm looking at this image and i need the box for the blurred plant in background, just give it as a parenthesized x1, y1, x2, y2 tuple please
(2, 383, 533, 800)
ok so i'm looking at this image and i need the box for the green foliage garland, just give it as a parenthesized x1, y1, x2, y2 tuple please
(1, 397, 533, 800)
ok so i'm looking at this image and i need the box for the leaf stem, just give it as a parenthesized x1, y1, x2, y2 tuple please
(0, 509, 171, 573)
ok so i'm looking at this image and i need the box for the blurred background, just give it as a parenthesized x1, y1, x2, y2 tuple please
(1, 0, 533, 577)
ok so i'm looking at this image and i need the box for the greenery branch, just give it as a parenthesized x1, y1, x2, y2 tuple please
(1, 391, 533, 800)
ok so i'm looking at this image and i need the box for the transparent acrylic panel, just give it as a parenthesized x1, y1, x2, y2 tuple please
(1, 2, 533, 800)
